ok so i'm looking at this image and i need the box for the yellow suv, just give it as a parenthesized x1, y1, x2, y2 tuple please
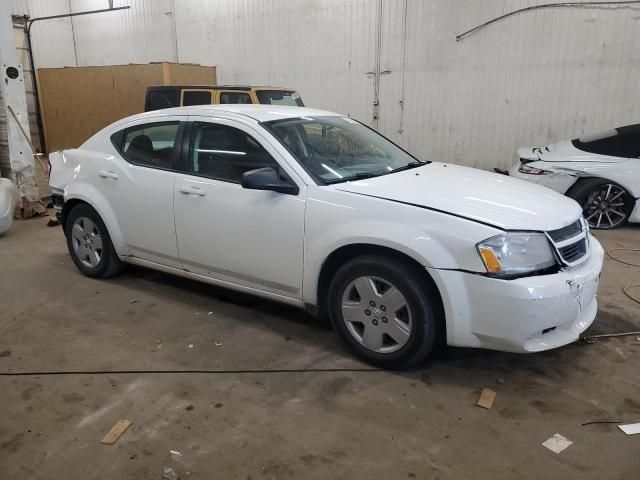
(145, 85, 304, 111)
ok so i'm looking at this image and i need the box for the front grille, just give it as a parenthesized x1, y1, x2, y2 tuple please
(548, 220, 582, 242)
(546, 219, 588, 265)
(558, 238, 587, 263)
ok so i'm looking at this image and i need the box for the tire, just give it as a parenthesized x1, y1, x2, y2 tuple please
(327, 255, 439, 369)
(65, 203, 124, 278)
(566, 178, 634, 230)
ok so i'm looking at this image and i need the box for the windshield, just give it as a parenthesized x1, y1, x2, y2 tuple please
(256, 90, 304, 106)
(572, 124, 640, 158)
(264, 116, 425, 184)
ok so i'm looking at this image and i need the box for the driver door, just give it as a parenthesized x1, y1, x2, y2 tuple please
(173, 117, 306, 299)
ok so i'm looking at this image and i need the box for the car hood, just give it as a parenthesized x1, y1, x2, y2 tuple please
(518, 140, 626, 163)
(333, 163, 582, 231)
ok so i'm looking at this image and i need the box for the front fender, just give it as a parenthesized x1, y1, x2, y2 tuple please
(302, 190, 500, 305)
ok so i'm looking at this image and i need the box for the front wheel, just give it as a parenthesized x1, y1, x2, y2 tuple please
(327, 255, 439, 369)
(567, 178, 633, 229)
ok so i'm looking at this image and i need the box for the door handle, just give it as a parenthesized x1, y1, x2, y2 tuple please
(98, 170, 118, 179)
(179, 186, 206, 196)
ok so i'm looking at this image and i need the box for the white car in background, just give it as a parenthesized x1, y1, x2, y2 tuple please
(510, 125, 640, 229)
(49, 105, 603, 368)
(0, 177, 18, 235)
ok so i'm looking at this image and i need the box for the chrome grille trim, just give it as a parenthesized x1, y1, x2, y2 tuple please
(546, 218, 589, 266)
(547, 219, 582, 242)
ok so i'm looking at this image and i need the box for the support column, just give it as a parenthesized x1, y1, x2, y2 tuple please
(0, 1, 42, 217)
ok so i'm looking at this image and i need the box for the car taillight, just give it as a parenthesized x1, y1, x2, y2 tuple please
(518, 163, 550, 175)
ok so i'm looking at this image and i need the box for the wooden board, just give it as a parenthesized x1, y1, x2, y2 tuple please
(477, 388, 496, 409)
(101, 419, 132, 445)
(37, 63, 216, 152)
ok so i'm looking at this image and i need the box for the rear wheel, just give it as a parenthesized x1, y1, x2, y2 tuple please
(328, 255, 438, 369)
(567, 178, 633, 229)
(65, 204, 124, 278)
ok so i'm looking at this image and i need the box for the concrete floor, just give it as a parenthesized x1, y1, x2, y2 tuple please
(1, 217, 639, 480)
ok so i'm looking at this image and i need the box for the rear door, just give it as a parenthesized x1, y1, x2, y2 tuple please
(99, 117, 185, 267)
(173, 116, 306, 298)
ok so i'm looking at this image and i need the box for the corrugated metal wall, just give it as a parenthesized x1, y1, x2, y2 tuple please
(11, 0, 640, 169)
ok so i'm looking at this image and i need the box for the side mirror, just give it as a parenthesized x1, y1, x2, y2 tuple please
(241, 167, 299, 195)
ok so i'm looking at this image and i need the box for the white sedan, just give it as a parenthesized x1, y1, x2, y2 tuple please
(510, 125, 640, 229)
(49, 105, 603, 368)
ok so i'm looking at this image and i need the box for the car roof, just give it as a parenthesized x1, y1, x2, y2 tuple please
(117, 104, 342, 124)
(146, 85, 297, 91)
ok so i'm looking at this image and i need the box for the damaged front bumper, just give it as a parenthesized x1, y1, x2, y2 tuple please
(429, 235, 604, 353)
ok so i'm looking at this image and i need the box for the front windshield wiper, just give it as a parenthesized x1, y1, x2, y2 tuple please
(386, 160, 425, 174)
(325, 172, 382, 184)
(324, 161, 426, 185)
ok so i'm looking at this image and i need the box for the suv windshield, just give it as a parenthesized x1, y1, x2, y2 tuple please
(265, 116, 426, 184)
(256, 90, 304, 106)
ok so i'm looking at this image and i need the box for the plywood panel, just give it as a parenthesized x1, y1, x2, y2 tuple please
(37, 63, 215, 152)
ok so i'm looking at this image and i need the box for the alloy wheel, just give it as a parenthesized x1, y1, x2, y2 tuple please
(71, 216, 103, 268)
(583, 184, 627, 229)
(340, 276, 413, 353)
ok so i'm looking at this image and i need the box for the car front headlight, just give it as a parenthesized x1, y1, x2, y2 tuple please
(477, 232, 557, 277)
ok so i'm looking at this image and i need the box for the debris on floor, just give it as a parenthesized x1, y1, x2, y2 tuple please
(618, 423, 640, 435)
(46, 216, 61, 227)
(582, 330, 640, 344)
(163, 467, 179, 480)
(581, 420, 622, 426)
(496, 378, 505, 384)
(170, 450, 183, 461)
(542, 433, 573, 454)
(188, 344, 194, 349)
(477, 388, 496, 409)
(100, 419, 132, 445)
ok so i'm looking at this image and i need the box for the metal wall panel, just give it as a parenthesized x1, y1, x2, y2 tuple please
(11, 0, 640, 170)
(68, 0, 177, 66)
(12, 0, 77, 68)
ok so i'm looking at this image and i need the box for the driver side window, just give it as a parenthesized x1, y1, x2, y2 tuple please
(189, 122, 279, 183)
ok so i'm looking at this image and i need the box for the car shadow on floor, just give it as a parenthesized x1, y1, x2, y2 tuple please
(107, 264, 349, 360)
(104, 263, 634, 388)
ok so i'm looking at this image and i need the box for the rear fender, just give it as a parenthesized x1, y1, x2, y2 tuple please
(62, 184, 127, 255)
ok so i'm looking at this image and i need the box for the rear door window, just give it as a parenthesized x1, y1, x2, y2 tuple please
(182, 90, 213, 106)
(146, 90, 179, 111)
(112, 122, 181, 170)
(219, 92, 253, 104)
